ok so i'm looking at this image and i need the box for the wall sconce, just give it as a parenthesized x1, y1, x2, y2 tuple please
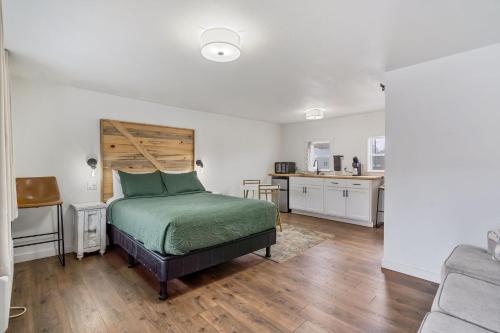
(87, 157, 98, 177)
(195, 160, 204, 174)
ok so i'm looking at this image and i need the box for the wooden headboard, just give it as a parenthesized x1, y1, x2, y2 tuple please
(100, 119, 195, 202)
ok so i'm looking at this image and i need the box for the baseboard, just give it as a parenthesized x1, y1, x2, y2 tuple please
(291, 210, 374, 228)
(382, 258, 441, 283)
(14, 246, 74, 264)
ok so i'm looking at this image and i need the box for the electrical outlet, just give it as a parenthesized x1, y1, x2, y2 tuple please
(87, 181, 97, 191)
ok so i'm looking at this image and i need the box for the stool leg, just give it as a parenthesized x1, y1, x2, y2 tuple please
(56, 204, 60, 258)
(58, 204, 65, 266)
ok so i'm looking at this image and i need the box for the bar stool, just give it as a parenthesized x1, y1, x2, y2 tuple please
(375, 184, 384, 228)
(242, 179, 260, 198)
(15, 177, 65, 266)
(258, 184, 283, 232)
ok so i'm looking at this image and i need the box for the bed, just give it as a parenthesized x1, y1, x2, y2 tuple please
(101, 119, 277, 300)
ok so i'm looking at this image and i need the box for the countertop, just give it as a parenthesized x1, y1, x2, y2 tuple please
(269, 173, 384, 180)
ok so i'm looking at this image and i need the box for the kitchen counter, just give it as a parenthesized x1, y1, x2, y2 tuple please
(269, 173, 384, 180)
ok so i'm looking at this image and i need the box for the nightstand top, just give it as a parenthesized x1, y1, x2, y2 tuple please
(71, 202, 106, 211)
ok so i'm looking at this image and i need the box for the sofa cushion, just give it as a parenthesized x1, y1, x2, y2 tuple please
(432, 273, 500, 332)
(443, 245, 500, 285)
(487, 230, 500, 256)
(418, 312, 492, 333)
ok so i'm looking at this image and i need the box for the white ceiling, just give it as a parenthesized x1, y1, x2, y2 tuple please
(4, 0, 500, 123)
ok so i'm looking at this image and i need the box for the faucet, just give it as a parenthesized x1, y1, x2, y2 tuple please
(313, 160, 320, 175)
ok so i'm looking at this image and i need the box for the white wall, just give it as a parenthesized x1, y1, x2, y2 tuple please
(281, 111, 385, 174)
(383, 43, 500, 282)
(10, 78, 281, 262)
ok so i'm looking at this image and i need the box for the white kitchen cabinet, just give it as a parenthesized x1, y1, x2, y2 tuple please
(290, 177, 324, 212)
(345, 188, 370, 221)
(289, 184, 306, 210)
(289, 176, 382, 227)
(305, 185, 324, 213)
(324, 186, 346, 216)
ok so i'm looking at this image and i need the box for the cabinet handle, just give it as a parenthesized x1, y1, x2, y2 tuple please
(331, 182, 339, 185)
(346, 189, 349, 197)
(352, 183, 361, 186)
(342, 189, 345, 197)
(305, 186, 307, 194)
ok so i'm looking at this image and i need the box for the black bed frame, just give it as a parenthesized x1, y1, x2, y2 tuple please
(107, 224, 276, 300)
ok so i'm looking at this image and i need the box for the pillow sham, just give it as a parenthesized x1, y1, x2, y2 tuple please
(118, 170, 166, 197)
(112, 170, 125, 199)
(161, 171, 205, 195)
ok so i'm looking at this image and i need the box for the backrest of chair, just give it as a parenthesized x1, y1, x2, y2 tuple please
(243, 179, 261, 185)
(258, 184, 280, 204)
(16, 177, 62, 208)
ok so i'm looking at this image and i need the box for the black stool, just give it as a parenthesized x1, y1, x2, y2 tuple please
(375, 185, 384, 228)
(15, 177, 65, 266)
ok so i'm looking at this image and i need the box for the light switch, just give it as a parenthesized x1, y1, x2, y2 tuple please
(87, 181, 97, 191)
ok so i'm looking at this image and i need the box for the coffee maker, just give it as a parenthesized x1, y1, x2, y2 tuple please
(333, 155, 344, 173)
(352, 156, 362, 176)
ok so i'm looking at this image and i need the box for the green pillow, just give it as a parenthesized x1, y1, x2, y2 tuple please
(161, 171, 205, 195)
(118, 170, 165, 197)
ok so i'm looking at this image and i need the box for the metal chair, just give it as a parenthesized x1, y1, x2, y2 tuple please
(258, 184, 283, 232)
(242, 179, 260, 198)
(15, 177, 65, 266)
(375, 184, 385, 228)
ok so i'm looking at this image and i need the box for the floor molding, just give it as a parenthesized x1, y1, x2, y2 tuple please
(382, 258, 440, 283)
(14, 246, 73, 263)
(290, 210, 374, 228)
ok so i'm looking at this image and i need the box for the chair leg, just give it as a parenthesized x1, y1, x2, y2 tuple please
(60, 204, 65, 266)
(56, 204, 61, 260)
(57, 204, 65, 266)
(375, 188, 381, 228)
(277, 212, 283, 232)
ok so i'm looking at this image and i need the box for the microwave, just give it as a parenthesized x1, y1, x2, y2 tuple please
(274, 162, 296, 174)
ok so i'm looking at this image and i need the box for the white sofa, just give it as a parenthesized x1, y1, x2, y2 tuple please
(419, 245, 500, 333)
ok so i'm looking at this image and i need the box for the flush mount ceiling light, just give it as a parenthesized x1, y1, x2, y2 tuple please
(305, 108, 325, 120)
(200, 28, 241, 62)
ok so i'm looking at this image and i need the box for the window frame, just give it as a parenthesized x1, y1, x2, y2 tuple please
(367, 136, 385, 173)
(307, 141, 332, 172)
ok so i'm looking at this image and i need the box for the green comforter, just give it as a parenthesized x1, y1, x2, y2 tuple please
(107, 192, 277, 255)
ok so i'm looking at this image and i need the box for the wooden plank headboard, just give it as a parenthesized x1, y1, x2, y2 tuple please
(100, 119, 195, 202)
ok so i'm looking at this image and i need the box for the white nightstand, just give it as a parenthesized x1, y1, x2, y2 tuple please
(71, 202, 107, 260)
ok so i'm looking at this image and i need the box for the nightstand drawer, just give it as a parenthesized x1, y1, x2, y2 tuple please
(83, 209, 101, 249)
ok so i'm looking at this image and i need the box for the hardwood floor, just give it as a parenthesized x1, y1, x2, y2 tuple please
(8, 213, 438, 333)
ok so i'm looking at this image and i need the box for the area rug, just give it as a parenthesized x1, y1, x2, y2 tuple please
(254, 223, 334, 263)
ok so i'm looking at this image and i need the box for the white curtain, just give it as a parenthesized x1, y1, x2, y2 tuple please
(0, 1, 18, 331)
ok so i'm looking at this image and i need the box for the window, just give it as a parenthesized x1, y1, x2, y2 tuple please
(307, 141, 332, 172)
(368, 136, 385, 172)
